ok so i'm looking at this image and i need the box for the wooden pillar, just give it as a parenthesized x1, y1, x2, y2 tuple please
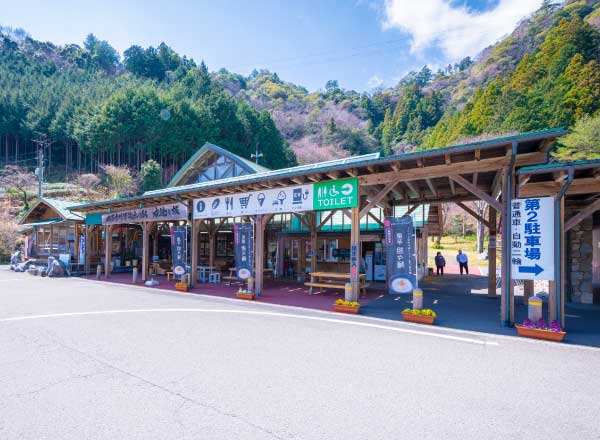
(209, 220, 217, 268)
(190, 219, 198, 287)
(84, 225, 90, 275)
(104, 224, 112, 279)
(559, 197, 566, 327)
(310, 213, 317, 274)
(298, 238, 306, 280)
(500, 168, 515, 325)
(487, 208, 497, 297)
(141, 222, 150, 282)
(349, 206, 360, 301)
(152, 224, 159, 257)
(254, 215, 265, 295)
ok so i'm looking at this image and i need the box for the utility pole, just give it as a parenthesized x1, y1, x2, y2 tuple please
(32, 132, 49, 199)
(251, 142, 263, 164)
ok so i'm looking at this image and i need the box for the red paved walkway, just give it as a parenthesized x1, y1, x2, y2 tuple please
(85, 273, 387, 311)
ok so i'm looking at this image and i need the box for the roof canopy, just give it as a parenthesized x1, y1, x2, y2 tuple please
(20, 198, 84, 225)
(70, 128, 568, 214)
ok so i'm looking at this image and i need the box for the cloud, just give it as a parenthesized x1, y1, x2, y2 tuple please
(382, 0, 543, 61)
(367, 74, 385, 89)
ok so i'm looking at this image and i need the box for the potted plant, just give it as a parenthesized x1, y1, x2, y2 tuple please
(175, 280, 190, 292)
(515, 318, 566, 342)
(333, 299, 361, 314)
(402, 308, 436, 325)
(236, 289, 255, 300)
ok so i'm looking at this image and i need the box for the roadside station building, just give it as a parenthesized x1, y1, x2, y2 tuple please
(19, 197, 85, 267)
(70, 128, 600, 327)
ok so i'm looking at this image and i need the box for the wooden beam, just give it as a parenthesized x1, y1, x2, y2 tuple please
(472, 172, 478, 187)
(346, 168, 358, 177)
(449, 178, 456, 195)
(405, 204, 420, 215)
(290, 176, 305, 184)
(519, 178, 600, 197)
(444, 154, 451, 165)
(449, 174, 502, 212)
(326, 171, 339, 180)
(367, 211, 384, 227)
(456, 201, 491, 228)
(360, 178, 400, 219)
(359, 152, 544, 186)
(316, 210, 335, 231)
(474, 149, 481, 161)
(404, 181, 420, 198)
(425, 178, 438, 197)
(565, 198, 600, 232)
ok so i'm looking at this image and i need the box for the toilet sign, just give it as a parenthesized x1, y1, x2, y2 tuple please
(510, 197, 554, 281)
(313, 178, 358, 210)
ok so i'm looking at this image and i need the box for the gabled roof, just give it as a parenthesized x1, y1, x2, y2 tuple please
(167, 142, 271, 188)
(517, 158, 600, 174)
(19, 198, 84, 225)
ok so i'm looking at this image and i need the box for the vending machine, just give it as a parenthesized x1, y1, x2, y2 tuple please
(374, 242, 386, 281)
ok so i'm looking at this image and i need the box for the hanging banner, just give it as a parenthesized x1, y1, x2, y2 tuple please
(102, 203, 188, 225)
(78, 235, 86, 265)
(170, 226, 188, 276)
(234, 223, 254, 280)
(193, 178, 358, 219)
(350, 243, 359, 282)
(384, 216, 417, 294)
(510, 197, 554, 280)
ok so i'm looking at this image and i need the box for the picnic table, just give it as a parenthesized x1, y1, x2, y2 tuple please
(224, 268, 275, 286)
(305, 272, 369, 297)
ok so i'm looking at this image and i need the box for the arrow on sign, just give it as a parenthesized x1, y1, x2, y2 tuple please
(518, 264, 544, 276)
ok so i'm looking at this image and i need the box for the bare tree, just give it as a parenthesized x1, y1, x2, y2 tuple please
(100, 165, 137, 198)
(0, 165, 36, 209)
(437, 203, 451, 244)
(76, 173, 101, 200)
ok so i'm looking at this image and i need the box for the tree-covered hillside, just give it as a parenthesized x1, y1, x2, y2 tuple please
(2, 0, 600, 186)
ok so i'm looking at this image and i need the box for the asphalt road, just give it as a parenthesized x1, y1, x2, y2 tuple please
(1, 268, 599, 440)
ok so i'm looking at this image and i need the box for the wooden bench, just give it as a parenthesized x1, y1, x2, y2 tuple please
(304, 281, 370, 296)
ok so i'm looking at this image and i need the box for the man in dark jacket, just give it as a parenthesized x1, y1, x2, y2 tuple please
(435, 252, 446, 275)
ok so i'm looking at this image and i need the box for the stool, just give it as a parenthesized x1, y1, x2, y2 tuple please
(167, 271, 174, 281)
(208, 272, 221, 284)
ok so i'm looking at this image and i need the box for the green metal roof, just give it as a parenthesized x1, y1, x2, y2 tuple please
(69, 127, 566, 212)
(20, 198, 84, 225)
(167, 142, 271, 187)
(517, 158, 600, 174)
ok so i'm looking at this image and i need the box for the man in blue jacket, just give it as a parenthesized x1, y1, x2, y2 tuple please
(456, 249, 469, 275)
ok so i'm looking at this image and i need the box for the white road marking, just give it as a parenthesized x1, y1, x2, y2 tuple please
(433, 300, 439, 304)
(0, 308, 498, 346)
(565, 314, 581, 318)
(394, 297, 401, 301)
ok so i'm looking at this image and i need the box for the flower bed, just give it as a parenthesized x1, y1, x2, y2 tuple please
(516, 319, 566, 342)
(175, 282, 189, 292)
(402, 308, 436, 325)
(333, 299, 360, 314)
(236, 290, 255, 300)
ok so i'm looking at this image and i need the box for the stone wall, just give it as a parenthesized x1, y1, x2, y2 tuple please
(567, 217, 594, 304)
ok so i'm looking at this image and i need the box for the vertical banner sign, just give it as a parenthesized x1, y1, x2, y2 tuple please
(78, 235, 86, 265)
(234, 223, 254, 280)
(511, 197, 554, 280)
(350, 243, 359, 282)
(171, 226, 188, 276)
(384, 216, 417, 294)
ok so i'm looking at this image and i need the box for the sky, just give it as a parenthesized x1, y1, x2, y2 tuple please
(0, 0, 544, 92)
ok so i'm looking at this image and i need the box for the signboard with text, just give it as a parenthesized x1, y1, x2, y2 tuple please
(170, 226, 187, 276)
(384, 216, 417, 294)
(510, 197, 554, 280)
(102, 203, 188, 225)
(193, 178, 358, 219)
(234, 223, 254, 280)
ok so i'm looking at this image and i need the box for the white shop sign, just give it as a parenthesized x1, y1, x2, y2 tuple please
(510, 196, 554, 281)
(193, 184, 313, 219)
(102, 203, 188, 225)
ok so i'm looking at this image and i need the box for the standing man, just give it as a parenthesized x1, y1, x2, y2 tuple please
(434, 251, 446, 276)
(456, 249, 469, 275)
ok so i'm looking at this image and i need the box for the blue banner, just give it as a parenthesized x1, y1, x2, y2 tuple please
(384, 216, 417, 294)
(234, 223, 254, 280)
(171, 226, 187, 276)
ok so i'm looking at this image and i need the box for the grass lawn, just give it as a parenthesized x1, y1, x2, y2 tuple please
(427, 236, 502, 268)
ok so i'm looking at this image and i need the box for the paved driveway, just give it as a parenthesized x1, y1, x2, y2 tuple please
(1, 268, 599, 439)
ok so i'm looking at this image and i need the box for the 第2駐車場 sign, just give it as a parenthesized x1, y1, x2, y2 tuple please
(313, 178, 358, 210)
